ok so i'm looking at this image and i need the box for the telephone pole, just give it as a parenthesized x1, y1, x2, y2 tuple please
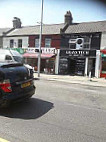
(37, 0, 44, 77)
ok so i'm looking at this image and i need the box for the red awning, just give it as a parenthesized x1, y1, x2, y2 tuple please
(23, 53, 56, 59)
(101, 50, 106, 54)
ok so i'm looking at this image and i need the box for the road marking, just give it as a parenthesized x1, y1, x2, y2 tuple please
(0, 137, 10, 142)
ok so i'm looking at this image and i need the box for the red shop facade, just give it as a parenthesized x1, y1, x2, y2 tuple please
(100, 50, 106, 78)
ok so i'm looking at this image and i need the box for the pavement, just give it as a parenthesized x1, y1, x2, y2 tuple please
(34, 73, 106, 87)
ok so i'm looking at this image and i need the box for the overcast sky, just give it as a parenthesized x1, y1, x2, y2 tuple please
(0, 0, 106, 28)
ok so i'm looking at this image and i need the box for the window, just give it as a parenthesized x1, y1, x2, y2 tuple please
(35, 39, 39, 48)
(45, 38, 51, 47)
(10, 39, 14, 48)
(102, 58, 106, 73)
(83, 36, 90, 49)
(18, 39, 22, 48)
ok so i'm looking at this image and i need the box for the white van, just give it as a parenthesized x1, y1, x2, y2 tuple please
(0, 48, 33, 70)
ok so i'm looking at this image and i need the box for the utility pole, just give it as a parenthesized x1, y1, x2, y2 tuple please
(37, 0, 44, 77)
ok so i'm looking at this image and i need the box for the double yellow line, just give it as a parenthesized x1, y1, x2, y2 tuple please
(0, 137, 10, 142)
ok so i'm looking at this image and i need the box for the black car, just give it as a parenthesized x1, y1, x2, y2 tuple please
(0, 59, 35, 107)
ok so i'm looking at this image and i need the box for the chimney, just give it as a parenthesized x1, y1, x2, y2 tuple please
(13, 17, 22, 28)
(64, 11, 73, 25)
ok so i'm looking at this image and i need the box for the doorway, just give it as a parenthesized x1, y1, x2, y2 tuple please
(69, 58, 76, 75)
(87, 58, 95, 77)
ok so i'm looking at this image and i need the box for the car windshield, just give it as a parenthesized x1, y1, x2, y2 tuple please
(13, 56, 24, 63)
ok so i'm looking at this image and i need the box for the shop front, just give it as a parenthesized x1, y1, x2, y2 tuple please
(100, 50, 106, 78)
(23, 47, 57, 74)
(59, 49, 96, 76)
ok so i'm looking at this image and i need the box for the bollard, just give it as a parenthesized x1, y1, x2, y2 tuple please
(89, 71, 92, 81)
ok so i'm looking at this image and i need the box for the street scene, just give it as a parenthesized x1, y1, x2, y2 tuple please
(0, 78, 106, 142)
(0, 0, 106, 142)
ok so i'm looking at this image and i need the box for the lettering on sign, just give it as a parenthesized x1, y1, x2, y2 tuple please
(41, 48, 56, 54)
(26, 48, 36, 53)
(65, 50, 89, 56)
(26, 47, 57, 54)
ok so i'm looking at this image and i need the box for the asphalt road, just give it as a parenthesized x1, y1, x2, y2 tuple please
(0, 79, 106, 142)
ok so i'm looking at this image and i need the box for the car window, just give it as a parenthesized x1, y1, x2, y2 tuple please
(0, 50, 11, 61)
(10, 49, 22, 57)
(13, 56, 24, 63)
(5, 55, 12, 60)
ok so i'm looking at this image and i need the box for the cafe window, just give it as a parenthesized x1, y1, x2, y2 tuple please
(18, 39, 22, 48)
(10, 39, 14, 48)
(45, 38, 51, 47)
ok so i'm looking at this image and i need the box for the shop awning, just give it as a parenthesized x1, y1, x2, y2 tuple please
(23, 53, 56, 59)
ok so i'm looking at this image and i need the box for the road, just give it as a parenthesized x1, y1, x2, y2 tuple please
(0, 79, 106, 142)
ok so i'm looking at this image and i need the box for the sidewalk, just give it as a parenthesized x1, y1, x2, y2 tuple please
(34, 73, 106, 87)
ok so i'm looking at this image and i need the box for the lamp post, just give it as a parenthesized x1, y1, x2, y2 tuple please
(37, 0, 44, 77)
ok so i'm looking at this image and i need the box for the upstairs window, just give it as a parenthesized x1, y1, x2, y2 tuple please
(83, 36, 90, 49)
(45, 38, 51, 48)
(35, 39, 39, 48)
(18, 39, 22, 48)
(10, 39, 14, 48)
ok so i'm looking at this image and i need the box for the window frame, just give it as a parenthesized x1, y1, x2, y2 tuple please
(35, 38, 39, 48)
(45, 38, 51, 48)
(10, 39, 14, 48)
(18, 39, 22, 48)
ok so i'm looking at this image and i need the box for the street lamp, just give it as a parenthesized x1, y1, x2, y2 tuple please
(37, 0, 44, 77)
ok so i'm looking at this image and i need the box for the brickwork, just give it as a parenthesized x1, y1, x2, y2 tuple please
(29, 35, 61, 49)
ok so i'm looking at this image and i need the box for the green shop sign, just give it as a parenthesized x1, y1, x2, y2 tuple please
(101, 53, 106, 58)
(13, 48, 25, 54)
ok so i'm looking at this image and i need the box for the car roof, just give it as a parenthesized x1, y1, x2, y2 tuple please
(0, 48, 22, 57)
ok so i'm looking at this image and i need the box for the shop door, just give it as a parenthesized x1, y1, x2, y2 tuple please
(75, 58, 85, 76)
(69, 58, 76, 75)
(87, 58, 95, 77)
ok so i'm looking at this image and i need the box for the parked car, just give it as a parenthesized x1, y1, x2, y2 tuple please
(0, 49, 36, 107)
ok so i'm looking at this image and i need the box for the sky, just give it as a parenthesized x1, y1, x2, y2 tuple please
(0, 0, 106, 28)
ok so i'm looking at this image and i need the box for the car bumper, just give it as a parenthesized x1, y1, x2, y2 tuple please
(1, 85, 36, 103)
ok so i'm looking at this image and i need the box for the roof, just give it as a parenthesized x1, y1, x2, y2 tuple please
(6, 24, 65, 36)
(65, 21, 106, 34)
(0, 28, 11, 36)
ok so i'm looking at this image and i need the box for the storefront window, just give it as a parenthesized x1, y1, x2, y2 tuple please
(102, 58, 106, 73)
(44, 58, 55, 74)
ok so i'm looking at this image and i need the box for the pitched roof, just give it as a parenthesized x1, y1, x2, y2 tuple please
(65, 21, 106, 34)
(0, 28, 11, 36)
(6, 24, 65, 36)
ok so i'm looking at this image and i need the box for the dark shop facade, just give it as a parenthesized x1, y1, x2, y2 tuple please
(59, 33, 101, 77)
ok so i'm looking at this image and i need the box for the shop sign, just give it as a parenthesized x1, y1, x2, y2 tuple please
(60, 50, 96, 57)
(66, 50, 89, 57)
(101, 53, 106, 57)
(26, 47, 57, 54)
(41, 48, 57, 54)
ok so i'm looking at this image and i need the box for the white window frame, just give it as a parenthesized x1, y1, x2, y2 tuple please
(35, 38, 39, 48)
(18, 39, 22, 48)
(10, 39, 14, 48)
(45, 38, 51, 48)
